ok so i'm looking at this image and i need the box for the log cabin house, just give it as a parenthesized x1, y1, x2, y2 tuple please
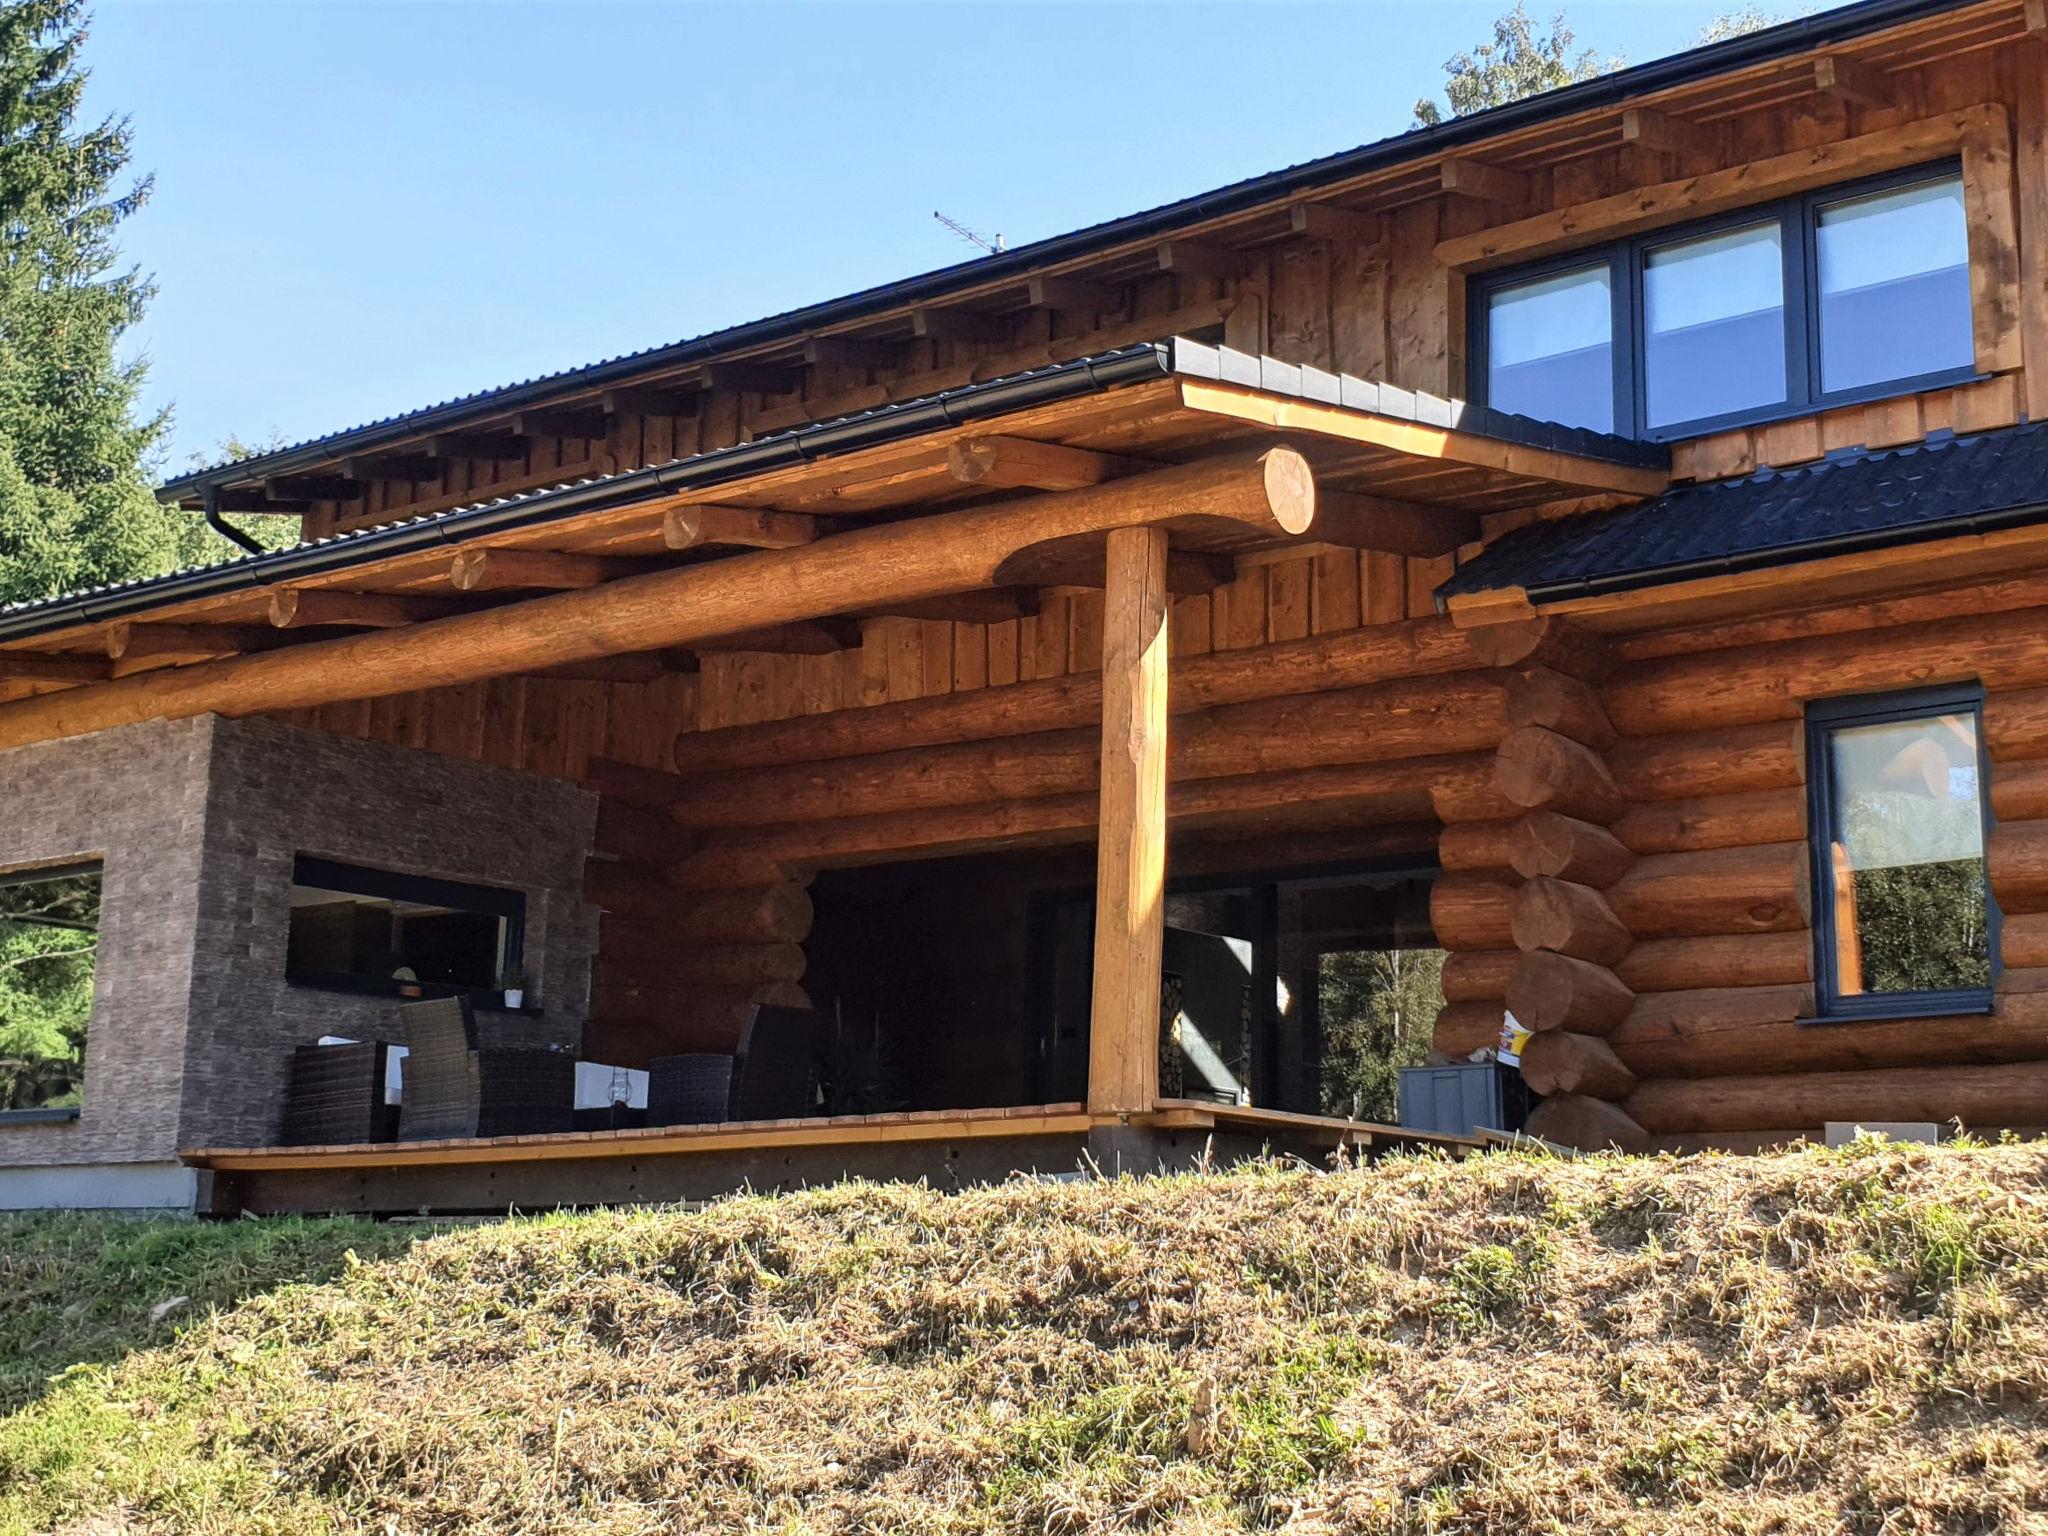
(2, 0, 2046, 1213)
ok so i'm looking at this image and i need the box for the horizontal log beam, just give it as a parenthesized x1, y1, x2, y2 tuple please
(672, 752, 1500, 885)
(1430, 999, 1505, 1058)
(1441, 949, 1519, 1003)
(1430, 874, 1518, 953)
(0, 650, 111, 683)
(665, 673, 1505, 829)
(1511, 877, 1632, 965)
(1625, 1058, 2048, 1135)
(1615, 931, 1812, 994)
(1309, 488, 1477, 558)
(0, 448, 1329, 749)
(947, 436, 1144, 491)
(1613, 789, 1803, 856)
(449, 548, 665, 592)
(269, 589, 469, 629)
(1438, 819, 1519, 873)
(105, 622, 285, 661)
(1605, 842, 1810, 939)
(1517, 1030, 1635, 1099)
(1506, 951, 1633, 1035)
(662, 504, 828, 551)
(1525, 1094, 1648, 1152)
(667, 615, 1483, 775)
(1608, 721, 1803, 801)
(1508, 812, 1632, 886)
(1494, 726, 1624, 822)
(1988, 819, 2048, 913)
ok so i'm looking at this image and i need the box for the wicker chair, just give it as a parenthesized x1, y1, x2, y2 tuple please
(281, 1040, 397, 1146)
(397, 996, 575, 1141)
(647, 1005, 821, 1126)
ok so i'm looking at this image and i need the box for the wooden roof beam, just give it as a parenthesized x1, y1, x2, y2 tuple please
(602, 384, 699, 418)
(1440, 157, 1533, 205)
(264, 474, 362, 503)
(514, 407, 608, 440)
(342, 453, 443, 483)
(803, 336, 901, 369)
(105, 622, 287, 661)
(1287, 201, 1386, 247)
(690, 619, 861, 656)
(854, 589, 1041, 626)
(947, 435, 1149, 491)
(448, 547, 671, 593)
(663, 504, 831, 552)
(995, 540, 1234, 597)
(0, 650, 111, 683)
(2027, 0, 2046, 34)
(428, 431, 530, 462)
(206, 489, 307, 514)
(1312, 489, 1480, 559)
(910, 308, 1011, 344)
(701, 361, 803, 395)
(1814, 53, 1895, 107)
(269, 588, 471, 629)
(1026, 274, 1123, 313)
(523, 653, 694, 685)
(1155, 240, 1252, 280)
(1620, 106, 1718, 157)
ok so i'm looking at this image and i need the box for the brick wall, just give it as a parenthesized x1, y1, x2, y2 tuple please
(0, 713, 598, 1169)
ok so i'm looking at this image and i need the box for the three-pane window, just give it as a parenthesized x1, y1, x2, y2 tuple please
(1474, 164, 1976, 440)
(1807, 688, 1996, 1020)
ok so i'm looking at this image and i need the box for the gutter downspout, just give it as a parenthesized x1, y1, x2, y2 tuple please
(202, 484, 266, 558)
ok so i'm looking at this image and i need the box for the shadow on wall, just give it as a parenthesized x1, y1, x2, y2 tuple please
(0, 1210, 439, 1417)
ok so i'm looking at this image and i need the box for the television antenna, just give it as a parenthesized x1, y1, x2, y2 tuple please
(933, 210, 1004, 254)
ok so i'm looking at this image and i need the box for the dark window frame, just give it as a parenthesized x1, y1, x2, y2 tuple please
(1469, 160, 1981, 443)
(286, 854, 527, 1008)
(0, 858, 104, 1126)
(1804, 683, 1999, 1025)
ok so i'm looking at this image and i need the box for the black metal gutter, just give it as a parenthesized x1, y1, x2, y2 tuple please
(1519, 495, 2048, 605)
(1, 343, 1179, 644)
(157, 0, 1974, 501)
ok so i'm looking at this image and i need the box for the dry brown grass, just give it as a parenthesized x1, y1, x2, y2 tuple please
(4, 1138, 2047, 1534)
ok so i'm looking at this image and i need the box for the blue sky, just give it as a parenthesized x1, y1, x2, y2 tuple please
(83, 1, 1836, 472)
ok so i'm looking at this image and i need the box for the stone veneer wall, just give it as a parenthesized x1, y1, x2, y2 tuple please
(0, 717, 214, 1172)
(0, 713, 598, 1177)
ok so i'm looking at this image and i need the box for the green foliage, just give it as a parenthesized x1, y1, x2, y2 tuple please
(0, 869, 97, 1111)
(0, 1, 231, 606)
(1696, 6, 1786, 45)
(1412, 4, 1617, 126)
(1839, 791, 1989, 993)
(1316, 946, 1443, 1121)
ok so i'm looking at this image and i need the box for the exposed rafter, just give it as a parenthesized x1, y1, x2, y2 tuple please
(1813, 52, 1894, 106)
(269, 589, 469, 629)
(428, 431, 530, 462)
(514, 407, 608, 440)
(910, 308, 1011, 344)
(448, 547, 669, 592)
(342, 453, 444, 483)
(264, 475, 363, 503)
(1287, 201, 1385, 246)
(701, 361, 803, 395)
(1619, 106, 1717, 156)
(105, 622, 283, 661)
(0, 650, 110, 683)
(601, 384, 699, 418)
(1439, 156, 1532, 204)
(1154, 240, 1251, 280)
(1025, 274, 1122, 312)
(946, 436, 1145, 491)
(803, 336, 900, 369)
(662, 504, 829, 552)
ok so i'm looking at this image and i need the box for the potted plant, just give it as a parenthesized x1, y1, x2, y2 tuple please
(498, 963, 530, 1010)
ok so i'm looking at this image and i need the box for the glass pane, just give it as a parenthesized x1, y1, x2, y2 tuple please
(1818, 175, 1972, 394)
(1485, 264, 1613, 432)
(1643, 220, 1787, 429)
(1161, 889, 1259, 1106)
(1826, 711, 1990, 998)
(0, 865, 101, 1112)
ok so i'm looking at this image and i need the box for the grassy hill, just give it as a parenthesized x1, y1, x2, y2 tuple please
(2, 1140, 2045, 1534)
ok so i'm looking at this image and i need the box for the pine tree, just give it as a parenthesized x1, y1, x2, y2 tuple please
(0, 0, 191, 607)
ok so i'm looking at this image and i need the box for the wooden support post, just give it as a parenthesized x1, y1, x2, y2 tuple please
(1087, 525, 1171, 1115)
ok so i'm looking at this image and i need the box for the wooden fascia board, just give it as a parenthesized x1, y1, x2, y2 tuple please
(181, 1107, 1098, 1171)
(1174, 378, 1672, 498)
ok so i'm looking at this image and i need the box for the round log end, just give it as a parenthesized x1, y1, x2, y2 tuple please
(1260, 447, 1318, 537)
(266, 589, 301, 628)
(947, 439, 998, 484)
(448, 550, 487, 592)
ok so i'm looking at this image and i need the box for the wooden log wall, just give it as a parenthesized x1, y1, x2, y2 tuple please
(1427, 579, 2048, 1152)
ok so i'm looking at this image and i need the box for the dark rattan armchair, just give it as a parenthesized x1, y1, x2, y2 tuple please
(646, 1005, 822, 1126)
(397, 996, 574, 1141)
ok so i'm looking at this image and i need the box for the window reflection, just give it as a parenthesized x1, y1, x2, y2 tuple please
(1818, 175, 1972, 394)
(1485, 264, 1614, 432)
(1644, 220, 1787, 429)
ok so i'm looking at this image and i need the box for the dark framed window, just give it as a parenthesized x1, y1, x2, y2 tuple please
(1806, 686, 1997, 1022)
(1470, 162, 1977, 441)
(0, 860, 102, 1123)
(285, 856, 525, 1004)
